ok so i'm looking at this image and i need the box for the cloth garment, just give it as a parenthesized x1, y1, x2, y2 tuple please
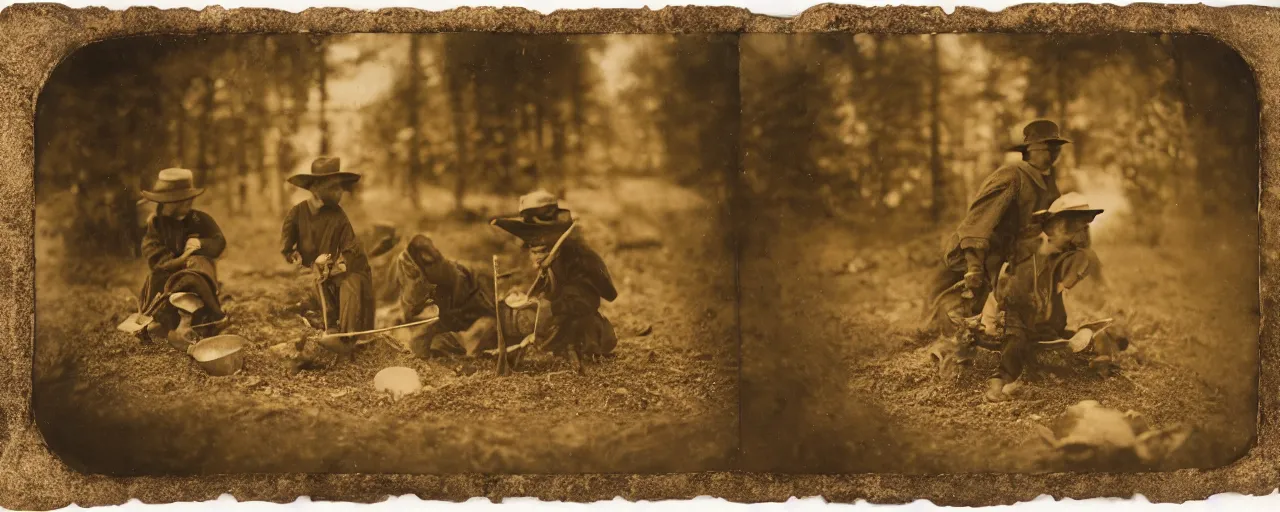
(926, 161, 1061, 332)
(990, 248, 1096, 381)
(137, 209, 226, 333)
(529, 236, 619, 356)
(283, 200, 374, 335)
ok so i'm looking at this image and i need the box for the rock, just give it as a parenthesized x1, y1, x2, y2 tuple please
(613, 387, 630, 395)
(1037, 400, 1191, 470)
(374, 366, 422, 400)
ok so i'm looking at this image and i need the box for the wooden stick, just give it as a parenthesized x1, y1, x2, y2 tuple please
(314, 278, 330, 333)
(525, 221, 578, 297)
(319, 316, 440, 340)
(494, 255, 511, 376)
(189, 317, 229, 330)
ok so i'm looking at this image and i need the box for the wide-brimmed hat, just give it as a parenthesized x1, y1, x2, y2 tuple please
(1034, 192, 1104, 222)
(518, 189, 561, 214)
(287, 156, 362, 190)
(141, 168, 205, 204)
(1007, 120, 1072, 152)
(491, 216, 573, 248)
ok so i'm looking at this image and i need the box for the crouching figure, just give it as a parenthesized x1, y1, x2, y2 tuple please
(981, 192, 1126, 401)
(391, 234, 504, 358)
(492, 190, 619, 373)
(135, 168, 227, 345)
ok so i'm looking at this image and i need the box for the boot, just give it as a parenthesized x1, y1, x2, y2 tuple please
(984, 377, 1010, 402)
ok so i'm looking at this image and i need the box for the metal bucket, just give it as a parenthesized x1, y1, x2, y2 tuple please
(187, 334, 249, 376)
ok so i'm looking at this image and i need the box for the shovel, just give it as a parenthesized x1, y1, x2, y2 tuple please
(117, 246, 199, 334)
(1037, 318, 1115, 353)
(117, 292, 165, 334)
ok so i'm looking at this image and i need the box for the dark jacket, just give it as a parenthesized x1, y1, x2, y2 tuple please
(995, 247, 1096, 340)
(280, 200, 371, 276)
(393, 250, 496, 328)
(534, 236, 618, 314)
(944, 161, 1061, 270)
(142, 209, 226, 271)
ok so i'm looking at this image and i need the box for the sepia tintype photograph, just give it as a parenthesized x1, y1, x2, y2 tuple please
(32, 32, 740, 475)
(2, 1, 1279, 508)
(740, 33, 1260, 474)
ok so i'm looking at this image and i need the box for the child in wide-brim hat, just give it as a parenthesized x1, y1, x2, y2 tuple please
(136, 167, 227, 344)
(490, 190, 618, 372)
(280, 156, 375, 356)
(983, 192, 1116, 402)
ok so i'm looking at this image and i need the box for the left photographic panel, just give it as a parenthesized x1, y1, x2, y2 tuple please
(33, 33, 740, 475)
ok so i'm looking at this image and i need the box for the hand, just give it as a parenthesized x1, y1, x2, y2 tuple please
(314, 253, 332, 268)
(184, 238, 202, 254)
(529, 247, 550, 269)
(963, 270, 986, 292)
(283, 251, 299, 265)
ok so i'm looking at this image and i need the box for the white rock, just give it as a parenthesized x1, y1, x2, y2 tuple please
(374, 366, 423, 400)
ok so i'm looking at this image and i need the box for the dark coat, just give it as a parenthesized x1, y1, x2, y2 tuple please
(925, 161, 1062, 333)
(533, 237, 618, 355)
(281, 200, 375, 334)
(996, 247, 1095, 340)
(944, 161, 1061, 271)
(392, 250, 495, 329)
(142, 209, 226, 272)
(138, 209, 226, 326)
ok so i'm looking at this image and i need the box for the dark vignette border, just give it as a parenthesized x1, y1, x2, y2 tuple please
(0, 2, 1276, 509)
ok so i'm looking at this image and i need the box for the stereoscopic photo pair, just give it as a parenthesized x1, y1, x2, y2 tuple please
(2, 3, 1275, 509)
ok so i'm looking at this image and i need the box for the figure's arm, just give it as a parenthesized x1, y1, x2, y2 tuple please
(141, 220, 175, 270)
(954, 170, 1020, 283)
(579, 246, 618, 302)
(1055, 249, 1098, 296)
(280, 205, 299, 262)
(193, 212, 226, 258)
(334, 219, 367, 268)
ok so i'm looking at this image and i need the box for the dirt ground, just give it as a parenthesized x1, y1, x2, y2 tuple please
(33, 178, 738, 475)
(740, 206, 1258, 474)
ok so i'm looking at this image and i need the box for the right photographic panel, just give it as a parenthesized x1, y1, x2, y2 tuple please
(738, 33, 1260, 474)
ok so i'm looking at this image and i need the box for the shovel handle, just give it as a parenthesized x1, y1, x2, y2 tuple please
(189, 317, 229, 330)
(318, 316, 440, 340)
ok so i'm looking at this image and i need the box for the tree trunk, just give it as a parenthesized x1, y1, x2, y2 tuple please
(1168, 35, 1203, 215)
(1055, 42, 1075, 170)
(316, 38, 331, 155)
(197, 77, 215, 184)
(237, 112, 250, 215)
(550, 105, 567, 191)
(871, 36, 888, 214)
(568, 66, 585, 181)
(405, 36, 424, 209)
(533, 98, 545, 181)
(447, 64, 472, 213)
(929, 35, 945, 225)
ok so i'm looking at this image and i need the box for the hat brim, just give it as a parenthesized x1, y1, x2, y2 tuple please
(287, 172, 362, 190)
(141, 187, 205, 204)
(1007, 137, 1072, 152)
(491, 216, 572, 246)
(1034, 208, 1104, 221)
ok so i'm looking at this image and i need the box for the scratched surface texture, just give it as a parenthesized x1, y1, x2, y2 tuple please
(0, 3, 1277, 509)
